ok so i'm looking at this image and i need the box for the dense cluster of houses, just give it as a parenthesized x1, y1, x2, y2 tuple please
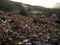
(0, 11, 60, 45)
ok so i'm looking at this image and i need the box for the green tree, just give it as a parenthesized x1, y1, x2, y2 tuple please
(20, 9, 27, 16)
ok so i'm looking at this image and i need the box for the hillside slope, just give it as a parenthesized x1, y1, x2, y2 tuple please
(0, 0, 60, 26)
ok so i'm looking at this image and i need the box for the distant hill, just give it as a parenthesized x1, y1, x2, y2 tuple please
(0, 0, 60, 14)
(0, 0, 25, 11)
(0, 0, 60, 18)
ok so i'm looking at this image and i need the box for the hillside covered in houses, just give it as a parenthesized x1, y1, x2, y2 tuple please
(0, 0, 60, 45)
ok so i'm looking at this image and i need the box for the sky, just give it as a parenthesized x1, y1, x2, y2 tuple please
(11, 0, 60, 8)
